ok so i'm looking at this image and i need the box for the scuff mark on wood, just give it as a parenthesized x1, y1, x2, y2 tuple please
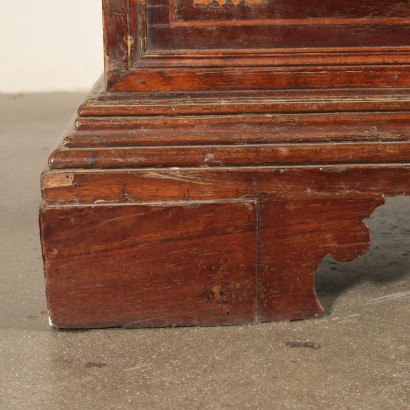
(143, 171, 212, 185)
(194, 0, 265, 6)
(42, 173, 75, 188)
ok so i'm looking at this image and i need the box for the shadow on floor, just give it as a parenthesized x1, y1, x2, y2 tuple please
(315, 197, 410, 313)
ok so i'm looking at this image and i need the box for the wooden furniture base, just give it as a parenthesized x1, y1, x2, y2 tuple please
(40, 0, 410, 328)
(40, 83, 410, 329)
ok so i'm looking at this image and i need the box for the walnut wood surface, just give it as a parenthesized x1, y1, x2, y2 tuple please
(41, 195, 386, 328)
(112, 66, 410, 93)
(48, 79, 410, 169)
(41, 166, 410, 205)
(41, 164, 409, 328)
(103, 0, 410, 91)
(258, 196, 384, 321)
(39, 0, 410, 328)
(78, 88, 410, 117)
(102, 0, 128, 88)
(49, 142, 410, 169)
(41, 202, 258, 328)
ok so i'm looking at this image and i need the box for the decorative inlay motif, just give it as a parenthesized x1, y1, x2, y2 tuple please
(194, 0, 264, 6)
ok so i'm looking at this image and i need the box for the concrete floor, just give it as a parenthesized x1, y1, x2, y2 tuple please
(0, 93, 409, 409)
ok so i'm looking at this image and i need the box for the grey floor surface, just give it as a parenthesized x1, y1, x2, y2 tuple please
(0, 93, 409, 410)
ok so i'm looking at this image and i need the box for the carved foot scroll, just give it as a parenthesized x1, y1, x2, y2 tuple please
(257, 195, 385, 321)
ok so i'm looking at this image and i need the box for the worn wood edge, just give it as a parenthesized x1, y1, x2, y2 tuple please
(102, 0, 129, 89)
(75, 112, 410, 128)
(48, 141, 410, 169)
(79, 88, 410, 117)
(137, 49, 410, 69)
(58, 83, 410, 153)
(65, 113, 410, 148)
(64, 131, 410, 149)
(85, 86, 410, 104)
(112, 65, 410, 92)
(40, 164, 410, 205)
(77, 80, 410, 118)
(51, 110, 410, 169)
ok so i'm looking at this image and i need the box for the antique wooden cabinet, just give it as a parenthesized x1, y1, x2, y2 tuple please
(40, 0, 410, 328)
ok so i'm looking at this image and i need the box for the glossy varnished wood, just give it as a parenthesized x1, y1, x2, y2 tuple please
(258, 195, 384, 321)
(41, 166, 410, 205)
(111, 66, 410, 92)
(103, 0, 410, 91)
(40, 0, 410, 328)
(41, 202, 258, 328)
(49, 142, 410, 169)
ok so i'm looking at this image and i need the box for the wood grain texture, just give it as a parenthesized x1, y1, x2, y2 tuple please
(258, 196, 384, 321)
(103, 0, 410, 91)
(48, 142, 410, 169)
(40, 192, 388, 327)
(112, 65, 410, 93)
(40, 202, 258, 329)
(103, 0, 129, 88)
(183, 0, 409, 21)
(78, 88, 410, 117)
(47, 80, 410, 169)
(41, 166, 410, 205)
(39, 0, 410, 328)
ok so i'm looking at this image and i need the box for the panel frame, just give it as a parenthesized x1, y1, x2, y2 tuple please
(103, 0, 410, 91)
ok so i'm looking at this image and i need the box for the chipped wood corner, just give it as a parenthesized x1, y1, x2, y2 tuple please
(41, 172, 75, 190)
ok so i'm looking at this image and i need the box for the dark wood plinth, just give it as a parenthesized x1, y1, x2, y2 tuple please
(40, 83, 410, 329)
(40, 0, 410, 328)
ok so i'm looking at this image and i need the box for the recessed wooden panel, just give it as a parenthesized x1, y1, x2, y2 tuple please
(179, 0, 409, 22)
(141, 0, 410, 53)
(103, 0, 410, 90)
